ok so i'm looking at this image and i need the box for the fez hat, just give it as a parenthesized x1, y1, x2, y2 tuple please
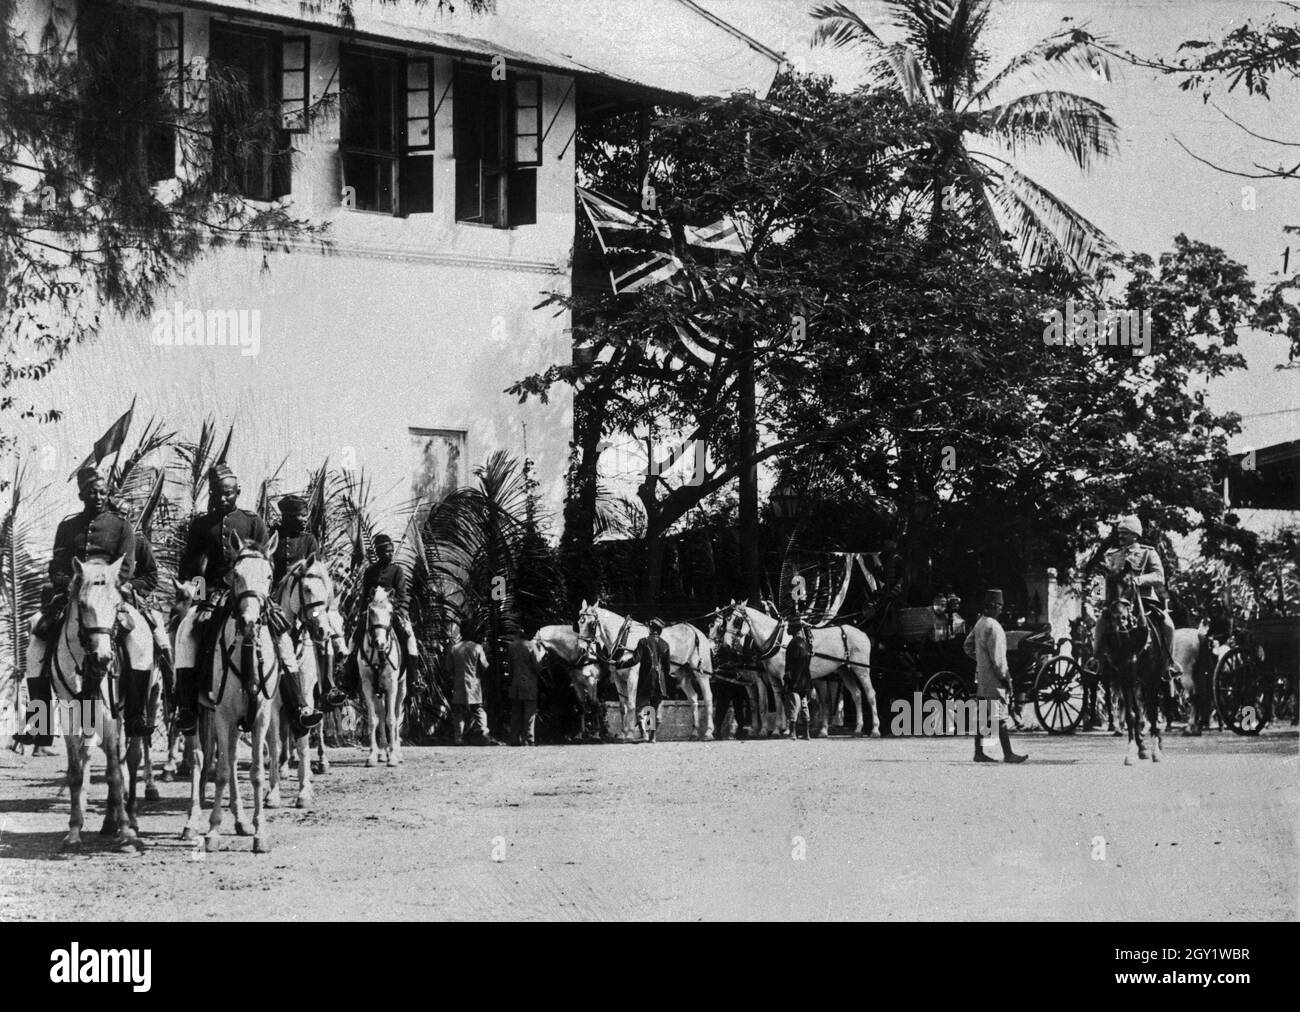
(983, 588, 1004, 608)
(278, 494, 308, 516)
(373, 533, 394, 548)
(1116, 514, 1143, 537)
(208, 463, 236, 487)
(76, 465, 107, 493)
(648, 617, 665, 632)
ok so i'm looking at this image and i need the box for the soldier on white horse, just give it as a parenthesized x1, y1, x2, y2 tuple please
(172, 465, 322, 736)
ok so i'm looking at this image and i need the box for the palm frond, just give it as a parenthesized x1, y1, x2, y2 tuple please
(975, 152, 1117, 274)
(969, 25, 1116, 106)
(811, 2, 934, 104)
(1, 461, 56, 691)
(979, 90, 1118, 170)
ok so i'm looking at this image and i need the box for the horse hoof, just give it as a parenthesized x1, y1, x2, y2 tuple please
(1138, 748, 1149, 760)
(118, 836, 144, 855)
(1123, 754, 1134, 766)
(702, 732, 715, 742)
(180, 826, 197, 842)
(264, 790, 280, 809)
(234, 821, 252, 837)
(145, 785, 161, 802)
(365, 755, 378, 768)
(253, 836, 271, 855)
(60, 837, 82, 854)
(1150, 749, 1161, 763)
(204, 833, 221, 853)
(99, 819, 120, 837)
(295, 793, 311, 810)
(160, 770, 174, 783)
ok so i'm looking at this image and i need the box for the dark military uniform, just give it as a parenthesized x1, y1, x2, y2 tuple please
(784, 622, 814, 738)
(129, 535, 160, 598)
(180, 507, 267, 587)
(49, 507, 136, 592)
(359, 562, 410, 624)
(632, 635, 670, 708)
(272, 529, 319, 588)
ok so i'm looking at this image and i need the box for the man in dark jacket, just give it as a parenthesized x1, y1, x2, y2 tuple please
(506, 632, 541, 746)
(631, 618, 671, 743)
(784, 614, 813, 740)
(349, 534, 419, 684)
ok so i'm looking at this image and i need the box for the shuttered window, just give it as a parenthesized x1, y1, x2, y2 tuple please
(210, 22, 292, 201)
(453, 64, 540, 227)
(280, 37, 310, 132)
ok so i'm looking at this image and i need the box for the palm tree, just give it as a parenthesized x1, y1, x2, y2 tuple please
(812, 0, 1119, 274)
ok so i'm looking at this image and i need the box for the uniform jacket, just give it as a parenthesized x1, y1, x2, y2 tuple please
(50, 508, 135, 590)
(964, 615, 1009, 701)
(1100, 542, 1166, 603)
(180, 507, 267, 585)
(506, 638, 540, 701)
(450, 640, 489, 705)
(360, 562, 411, 624)
(272, 528, 319, 586)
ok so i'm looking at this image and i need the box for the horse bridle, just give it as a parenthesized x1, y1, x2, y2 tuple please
(727, 606, 784, 663)
(362, 601, 399, 673)
(284, 563, 330, 643)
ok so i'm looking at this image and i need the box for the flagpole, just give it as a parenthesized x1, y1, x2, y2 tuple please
(109, 395, 137, 486)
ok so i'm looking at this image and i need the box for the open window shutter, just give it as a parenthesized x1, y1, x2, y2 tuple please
(404, 58, 433, 151)
(147, 13, 182, 180)
(453, 66, 483, 220)
(511, 75, 541, 167)
(507, 168, 536, 226)
(280, 36, 309, 132)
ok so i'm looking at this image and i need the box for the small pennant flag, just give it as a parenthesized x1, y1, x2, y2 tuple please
(69, 397, 135, 480)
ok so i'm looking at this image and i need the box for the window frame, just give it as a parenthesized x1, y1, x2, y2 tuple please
(280, 36, 311, 133)
(453, 62, 541, 229)
(208, 19, 292, 202)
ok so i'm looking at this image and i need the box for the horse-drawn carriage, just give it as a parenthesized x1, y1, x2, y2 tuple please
(1212, 614, 1300, 734)
(866, 600, 1093, 734)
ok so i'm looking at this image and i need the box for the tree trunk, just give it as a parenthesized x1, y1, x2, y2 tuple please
(642, 519, 667, 605)
(738, 329, 761, 605)
(559, 385, 605, 609)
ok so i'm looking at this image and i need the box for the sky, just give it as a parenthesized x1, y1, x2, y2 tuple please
(704, 0, 1300, 453)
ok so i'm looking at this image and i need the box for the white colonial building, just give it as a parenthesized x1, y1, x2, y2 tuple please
(9, 0, 781, 520)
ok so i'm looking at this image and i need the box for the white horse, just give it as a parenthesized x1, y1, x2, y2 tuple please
(170, 577, 219, 842)
(357, 587, 405, 767)
(272, 554, 334, 801)
(46, 556, 156, 852)
(719, 603, 882, 737)
(576, 602, 714, 742)
(708, 610, 785, 737)
(205, 532, 282, 854)
(534, 624, 604, 739)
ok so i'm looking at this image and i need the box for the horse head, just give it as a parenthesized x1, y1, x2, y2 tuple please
(285, 553, 332, 640)
(227, 531, 277, 635)
(720, 600, 749, 654)
(72, 556, 126, 673)
(576, 599, 601, 643)
(367, 586, 394, 652)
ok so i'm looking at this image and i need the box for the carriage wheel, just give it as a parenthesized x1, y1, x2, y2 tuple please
(1032, 655, 1085, 734)
(1213, 646, 1271, 736)
(922, 670, 971, 735)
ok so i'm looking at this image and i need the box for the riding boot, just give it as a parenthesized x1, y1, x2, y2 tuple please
(175, 667, 198, 734)
(998, 719, 1027, 763)
(123, 668, 153, 737)
(22, 675, 55, 748)
(279, 666, 324, 734)
(318, 647, 347, 709)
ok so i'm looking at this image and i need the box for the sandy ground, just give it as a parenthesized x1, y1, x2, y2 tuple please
(1, 726, 1296, 921)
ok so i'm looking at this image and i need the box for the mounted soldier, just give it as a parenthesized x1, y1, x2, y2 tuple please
(1084, 515, 1177, 676)
(23, 466, 154, 738)
(172, 465, 323, 734)
(272, 495, 346, 709)
(347, 533, 419, 687)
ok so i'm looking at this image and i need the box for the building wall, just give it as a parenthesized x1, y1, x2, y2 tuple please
(11, 1, 575, 527)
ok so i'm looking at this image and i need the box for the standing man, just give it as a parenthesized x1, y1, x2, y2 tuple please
(506, 632, 541, 746)
(963, 589, 1026, 764)
(449, 621, 497, 745)
(631, 618, 670, 743)
(22, 465, 137, 748)
(174, 465, 321, 734)
(784, 613, 813, 740)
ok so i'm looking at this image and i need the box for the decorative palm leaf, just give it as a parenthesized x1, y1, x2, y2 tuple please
(0, 461, 56, 698)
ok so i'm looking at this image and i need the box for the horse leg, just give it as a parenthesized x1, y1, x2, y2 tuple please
(841, 674, 865, 737)
(857, 670, 882, 738)
(767, 671, 787, 737)
(125, 734, 142, 832)
(143, 683, 161, 801)
(162, 725, 178, 781)
(362, 674, 380, 767)
(264, 706, 282, 809)
(697, 675, 714, 742)
(814, 681, 832, 737)
(1146, 667, 1163, 762)
(680, 677, 699, 741)
(250, 711, 271, 854)
(386, 674, 402, 766)
(1121, 673, 1138, 766)
(61, 732, 88, 852)
(228, 712, 251, 837)
(181, 729, 204, 841)
(315, 714, 330, 774)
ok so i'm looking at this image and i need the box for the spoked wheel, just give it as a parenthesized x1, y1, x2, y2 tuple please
(1033, 655, 1085, 734)
(922, 670, 972, 735)
(1214, 646, 1271, 735)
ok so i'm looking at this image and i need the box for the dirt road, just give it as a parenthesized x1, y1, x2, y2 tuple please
(2, 728, 1296, 920)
